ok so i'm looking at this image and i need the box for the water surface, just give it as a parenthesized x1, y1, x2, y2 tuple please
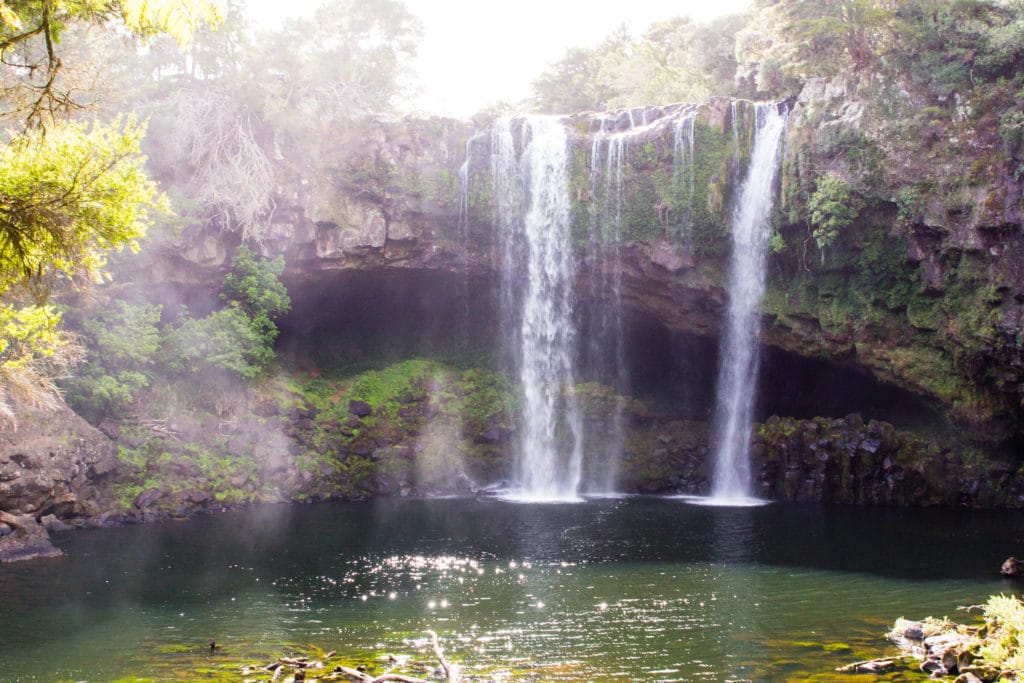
(1, 498, 1021, 681)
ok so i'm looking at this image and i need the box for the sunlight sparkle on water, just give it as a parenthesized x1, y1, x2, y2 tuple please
(2, 499, 1013, 682)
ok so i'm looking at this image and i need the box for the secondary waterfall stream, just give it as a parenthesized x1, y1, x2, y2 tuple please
(493, 116, 584, 501)
(584, 116, 631, 494)
(709, 104, 788, 502)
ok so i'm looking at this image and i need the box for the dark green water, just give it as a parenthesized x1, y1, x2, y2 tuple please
(1, 498, 1021, 682)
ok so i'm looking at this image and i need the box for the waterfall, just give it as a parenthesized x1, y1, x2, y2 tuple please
(730, 101, 740, 149)
(494, 116, 584, 501)
(482, 103, 783, 502)
(709, 104, 787, 503)
(456, 130, 489, 350)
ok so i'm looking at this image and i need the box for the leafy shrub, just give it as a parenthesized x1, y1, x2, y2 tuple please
(221, 246, 290, 319)
(65, 301, 162, 420)
(978, 594, 1024, 674)
(808, 175, 861, 253)
(896, 186, 927, 229)
(160, 247, 290, 383)
(161, 306, 277, 381)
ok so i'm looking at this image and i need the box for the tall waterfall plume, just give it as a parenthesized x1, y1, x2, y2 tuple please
(709, 104, 788, 504)
(493, 116, 584, 501)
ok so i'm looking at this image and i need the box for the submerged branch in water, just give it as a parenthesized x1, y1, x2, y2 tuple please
(246, 631, 461, 683)
(427, 629, 459, 682)
(335, 665, 428, 683)
(834, 655, 905, 674)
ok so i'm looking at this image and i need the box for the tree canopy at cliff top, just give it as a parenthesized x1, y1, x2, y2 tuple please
(530, 0, 1024, 112)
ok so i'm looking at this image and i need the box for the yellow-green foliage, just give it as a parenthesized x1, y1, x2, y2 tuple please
(978, 594, 1024, 676)
(0, 303, 80, 422)
(889, 597, 1024, 682)
(0, 0, 222, 45)
(0, 303, 67, 371)
(118, 0, 224, 47)
(0, 119, 157, 421)
(0, 118, 165, 296)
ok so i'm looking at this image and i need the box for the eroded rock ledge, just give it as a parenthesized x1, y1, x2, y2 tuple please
(0, 399, 120, 520)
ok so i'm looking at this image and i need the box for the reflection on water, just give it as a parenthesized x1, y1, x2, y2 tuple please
(673, 493, 770, 508)
(1, 498, 1022, 681)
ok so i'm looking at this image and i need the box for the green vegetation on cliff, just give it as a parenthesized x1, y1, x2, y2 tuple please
(1, 0, 1021, 516)
(807, 175, 860, 257)
(0, 120, 165, 420)
(109, 357, 519, 512)
(763, 204, 1014, 438)
(66, 247, 290, 422)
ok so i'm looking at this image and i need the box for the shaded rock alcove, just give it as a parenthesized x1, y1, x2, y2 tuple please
(273, 267, 945, 436)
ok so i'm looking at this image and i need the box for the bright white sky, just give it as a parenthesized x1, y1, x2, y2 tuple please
(242, 0, 753, 117)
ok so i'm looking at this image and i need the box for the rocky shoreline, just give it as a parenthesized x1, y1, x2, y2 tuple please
(839, 596, 1024, 681)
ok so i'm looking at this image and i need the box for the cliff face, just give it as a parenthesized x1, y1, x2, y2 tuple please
(0, 400, 119, 519)
(769, 75, 1024, 443)
(3, 65, 1022, 565)
(0, 399, 121, 561)
(146, 81, 1024, 448)
(1, 78, 1001, 544)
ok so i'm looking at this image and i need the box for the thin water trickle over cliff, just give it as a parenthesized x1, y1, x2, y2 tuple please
(710, 104, 788, 502)
(493, 116, 584, 501)
(672, 110, 697, 237)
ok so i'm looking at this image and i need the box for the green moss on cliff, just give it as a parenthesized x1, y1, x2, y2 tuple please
(287, 359, 517, 496)
(113, 424, 271, 512)
(567, 114, 739, 255)
(620, 419, 709, 493)
(686, 122, 733, 255)
(763, 182, 1022, 442)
